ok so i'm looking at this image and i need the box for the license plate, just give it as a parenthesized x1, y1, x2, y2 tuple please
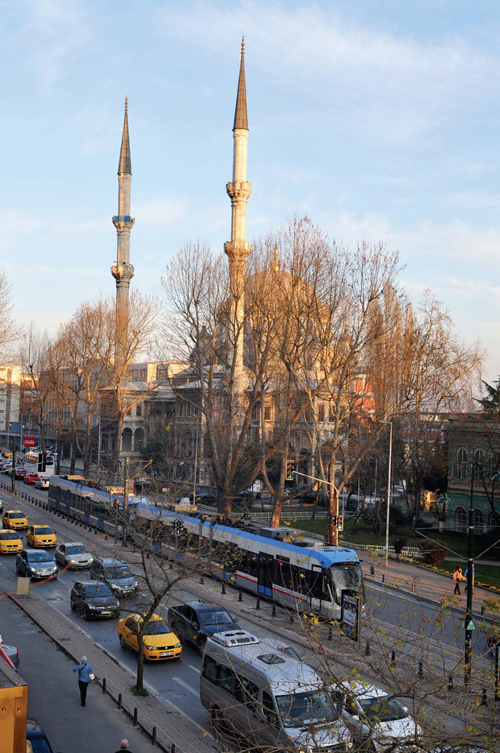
(100, 611, 110, 615)
(160, 651, 173, 657)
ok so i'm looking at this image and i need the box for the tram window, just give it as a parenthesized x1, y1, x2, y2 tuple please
(290, 565, 308, 593)
(246, 551, 258, 578)
(309, 570, 324, 600)
(276, 561, 292, 589)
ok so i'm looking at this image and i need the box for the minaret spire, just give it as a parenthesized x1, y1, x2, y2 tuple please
(225, 39, 252, 386)
(112, 98, 135, 371)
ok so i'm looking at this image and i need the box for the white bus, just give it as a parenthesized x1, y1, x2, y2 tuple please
(24, 452, 55, 478)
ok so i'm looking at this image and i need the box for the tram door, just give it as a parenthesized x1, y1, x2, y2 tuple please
(257, 553, 274, 597)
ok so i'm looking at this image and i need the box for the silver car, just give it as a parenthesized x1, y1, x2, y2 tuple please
(55, 542, 93, 569)
(0, 636, 20, 669)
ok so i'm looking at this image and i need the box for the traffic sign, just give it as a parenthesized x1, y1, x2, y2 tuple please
(466, 619, 476, 631)
(24, 436, 36, 448)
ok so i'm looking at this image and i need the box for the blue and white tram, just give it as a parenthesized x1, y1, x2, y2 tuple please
(47, 476, 139, 531)
(133, 503, 363, 621)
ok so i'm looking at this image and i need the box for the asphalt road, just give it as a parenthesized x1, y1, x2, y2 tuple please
(0, 593, 157, 752)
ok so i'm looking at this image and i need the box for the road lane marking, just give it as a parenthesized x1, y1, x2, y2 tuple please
(173, 676, 199, 697)
(189, 664, 199, 672)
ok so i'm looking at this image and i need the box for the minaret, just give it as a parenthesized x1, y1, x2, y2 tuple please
(111, 98, 135, 371)
(225, 38, 252, 386)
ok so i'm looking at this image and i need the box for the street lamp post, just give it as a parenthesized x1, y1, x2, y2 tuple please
(464, 464, 476, 685)
(379, 420, 393, 567)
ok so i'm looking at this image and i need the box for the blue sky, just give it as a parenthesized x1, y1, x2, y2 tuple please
(2, 0, 500, 382)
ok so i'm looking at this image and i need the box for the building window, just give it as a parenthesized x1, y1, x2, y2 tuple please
(264, 405, 271, 421)
(474, 448, 485, 471)
(125, 406, 132, 416)
(455, 507, 467, 532)
(136, 404, 142, 417)
(457, 447, 468, 479)
(317, 403, 325, 422)
(122, 428, 133, 452)
(474, 509, 484, 535)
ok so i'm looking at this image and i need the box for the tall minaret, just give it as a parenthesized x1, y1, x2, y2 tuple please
(111, 98, 135, 371)
(225, 39, 252, 387)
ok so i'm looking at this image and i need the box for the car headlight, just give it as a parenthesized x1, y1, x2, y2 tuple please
(173, 642, 181, 648)
(146, 645, 156, 651)
(69, 559, 78, 564)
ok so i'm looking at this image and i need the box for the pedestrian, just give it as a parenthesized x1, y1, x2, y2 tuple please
(114, 741, 130, 752)
(464, 563, 475, 595)
(453, 566, 466, 596)
(72, 655, 94, 707)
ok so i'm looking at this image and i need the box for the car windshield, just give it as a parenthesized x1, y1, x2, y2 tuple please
(1, 532, 19, 540)
(35, 528, 52, 535)
(145, 619, 171, 635)
(199, 609, 233, 626)
(276, 690, 339, 729)
(27, 739, 52, 753)
(66, 545, 85, 555)
(84, 585, 113, 598)
(106, 565, 132, 579)
(28, 552, 52, 563)
(9, 513, 25, 519)
(358, 695, 408, 722)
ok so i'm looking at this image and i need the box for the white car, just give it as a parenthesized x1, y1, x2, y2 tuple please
(55, 542, 93, 569)
(35, 478, 49, 490)
(333, 680, 423, 752)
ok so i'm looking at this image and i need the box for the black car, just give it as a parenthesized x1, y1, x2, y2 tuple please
(70, 580, 120, 620)
(26, 717, 54, 752)
(168, 600, 238, 654)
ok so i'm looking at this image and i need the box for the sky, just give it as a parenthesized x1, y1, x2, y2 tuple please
(1, 0, 500, 384)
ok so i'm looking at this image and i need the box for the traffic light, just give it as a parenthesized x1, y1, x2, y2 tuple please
(37, 452, 46, 473)
(286, 459, 295, 481)
(333, 515, 344, 531)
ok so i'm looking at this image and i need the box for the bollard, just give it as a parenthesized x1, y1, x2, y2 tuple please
(221, 582, 227, 595)
(289, 613, 294, 624)
(171, 745, 176, 753)
(94, 528, 97, 535)
(481, 605, 485, 616)
(481, 688, 487, 706)
(272, 604, 277, 618)
(199, 574, 204, 584)
(118, 693, 122, 709)
(365, 641, 370, 656)
(256, 597, 261, 611)
(133, 707, 138, 725)
(169, 562, 173, 570)
(448, 676, 453, 692)
(370, 565, 375, 575)
(418, 661, 423, 679)
(391, 650, 396, 665)
(102, 678, 106, 694)
(105, 535, 108, 540)
(146, 551, 150, 559)
(328, 626, 332, 641)
(382, 574, 385, 583)
(152, 727, 157, 745)
(238, 589, 243, 602)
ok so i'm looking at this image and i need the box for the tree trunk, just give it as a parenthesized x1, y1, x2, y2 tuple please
(136, 633, 145, 690)
(271, 496, 283, 527)
(220, 492, 232, 519)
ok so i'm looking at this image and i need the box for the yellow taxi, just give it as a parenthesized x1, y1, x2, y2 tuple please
(2, 510, 28, 530)
(27, 524, 57, 548)
(0, 529, 23, 554)
(117, 613, 182, 661)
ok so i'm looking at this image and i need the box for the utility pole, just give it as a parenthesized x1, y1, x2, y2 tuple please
(10, 437, 16, 494)
(465, 464, 476, 685)
(122, 455, 130, 548)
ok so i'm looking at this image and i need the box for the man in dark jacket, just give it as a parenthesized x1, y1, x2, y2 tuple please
(114, 741, 130, 752)
(72, 655, 94, 706)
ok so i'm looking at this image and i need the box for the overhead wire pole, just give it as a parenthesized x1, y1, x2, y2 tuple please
(379, 420, 393, 567)
(465, 463, 476, 685)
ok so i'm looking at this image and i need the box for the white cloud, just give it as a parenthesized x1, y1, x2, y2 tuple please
(16, 0, 91, 92)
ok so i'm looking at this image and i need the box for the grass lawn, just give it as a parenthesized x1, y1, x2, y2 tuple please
(417, 561, 500, 592)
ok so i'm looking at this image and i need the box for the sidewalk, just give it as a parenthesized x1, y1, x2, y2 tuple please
(7, 588, 217, 753)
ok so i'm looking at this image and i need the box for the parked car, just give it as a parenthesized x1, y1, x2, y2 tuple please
(24, 473, 39, 485)
(55, 542, 93, 569)
(70, 581, 120, 620)
(0, 635, 20, 669)
(0, 495, 3, 512)
(35, 477, 50, 490)
(89, 557, 138, 595)
(117, 612, 182, 661)
(16, 549, 58, 580)
(2, 509, 29, 530)
(26, 717, 55, 753)
(168, 600, 239, 654)
(0, 529, 23, 554)
(332, 680, 423, 752)
(27, 524, 57, 548)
